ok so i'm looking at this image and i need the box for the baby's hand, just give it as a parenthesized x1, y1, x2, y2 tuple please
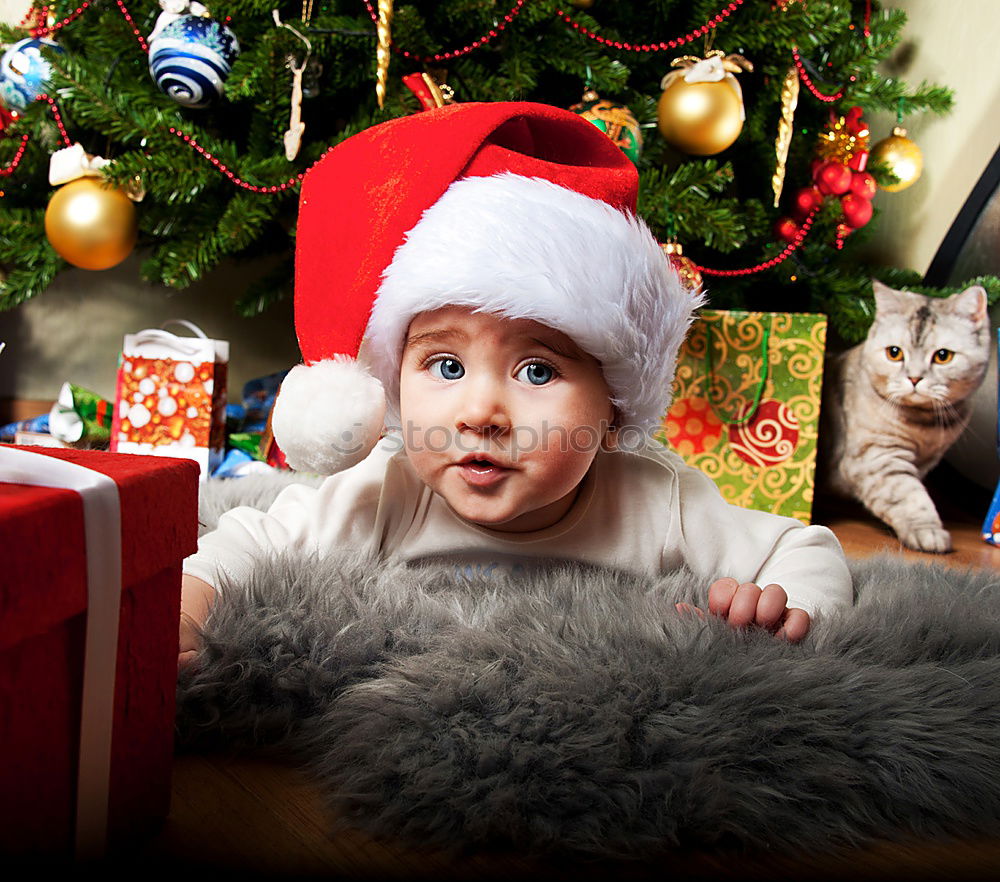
(178, 611, 201, 671)
(676, 578, 811, 642)
(178, 574, 216, 671)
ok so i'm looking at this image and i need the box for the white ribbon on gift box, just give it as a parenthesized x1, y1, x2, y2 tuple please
(0, 447, 122, 861)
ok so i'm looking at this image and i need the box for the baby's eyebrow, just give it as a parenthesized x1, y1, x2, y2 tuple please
(528, 336, 583, 360)
(404, 328, 468, 348)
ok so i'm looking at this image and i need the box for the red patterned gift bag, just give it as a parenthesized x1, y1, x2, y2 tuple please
(111, 320, 228, 477)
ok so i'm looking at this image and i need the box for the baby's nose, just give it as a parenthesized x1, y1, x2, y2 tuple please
(455, 378, 512, 433)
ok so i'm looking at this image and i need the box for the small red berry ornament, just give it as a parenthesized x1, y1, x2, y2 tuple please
(849, 170, 877, 200)
(840, 192, 873, 229)
(792, 186, 823, 221)
(773, 107, 874, 247)
(774, 216, 799, 244)
(814, 160, 853, 196)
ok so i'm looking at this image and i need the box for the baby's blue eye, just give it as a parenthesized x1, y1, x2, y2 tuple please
(430, 358, 465, 380)
(517, 362, 555, 386)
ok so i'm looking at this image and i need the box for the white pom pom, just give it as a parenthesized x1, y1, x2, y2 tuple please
(270, 357, 386, 474)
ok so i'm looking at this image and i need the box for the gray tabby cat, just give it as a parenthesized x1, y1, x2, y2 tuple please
(820, 280, 990, 553)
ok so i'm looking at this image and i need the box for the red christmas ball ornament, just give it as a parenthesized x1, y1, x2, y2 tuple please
(0, 104, 15, 133)
(792, 186, 824, 221)
(849, 170, 877, 201)
(814, 160, 853, 196)
(841, 192, 873, 228)
(774, 216, 799, 244)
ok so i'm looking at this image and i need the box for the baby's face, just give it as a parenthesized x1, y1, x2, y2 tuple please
(398, 306, 615, 532)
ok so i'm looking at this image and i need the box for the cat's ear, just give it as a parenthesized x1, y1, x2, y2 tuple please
(871, 279, 905, 314)
(948, 285, 989, 324)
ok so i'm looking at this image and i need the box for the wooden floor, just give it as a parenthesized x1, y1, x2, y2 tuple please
(103, 475, 1000, 879)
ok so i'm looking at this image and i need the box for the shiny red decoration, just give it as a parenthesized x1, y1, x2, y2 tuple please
(847, 150, 868, 171)
(792, 186, 824, 221)
(814, 160, 853, 196)
(849, 170, 877, 200)
(774, 216, 800, 243)
(841, 192, 873, 228)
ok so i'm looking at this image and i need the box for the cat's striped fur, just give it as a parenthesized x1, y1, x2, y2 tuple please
(820, 281, 990, 553)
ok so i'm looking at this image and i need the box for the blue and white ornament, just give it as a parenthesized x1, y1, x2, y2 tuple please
(0, 37, 64, 112)
(148, 9, 239, 109)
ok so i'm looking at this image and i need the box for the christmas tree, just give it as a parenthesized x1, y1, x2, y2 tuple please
(0, 1, 981, 343)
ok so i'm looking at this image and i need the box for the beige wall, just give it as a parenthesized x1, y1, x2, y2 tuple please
(0, 253, 300, 404)
(865, 1, 1000, 274)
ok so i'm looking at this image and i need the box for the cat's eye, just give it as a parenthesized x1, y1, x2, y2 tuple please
(932, 349, 954, 365)
(885, 346, 904, 362)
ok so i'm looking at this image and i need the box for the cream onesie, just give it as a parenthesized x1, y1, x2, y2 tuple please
(185, 435, 853, 617)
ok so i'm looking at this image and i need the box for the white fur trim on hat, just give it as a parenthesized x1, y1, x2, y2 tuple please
(270, 357, 386, 473)
(367, 173, 704, 435)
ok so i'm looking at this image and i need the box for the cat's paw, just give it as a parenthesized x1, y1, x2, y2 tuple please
(898, 525, 953, 554)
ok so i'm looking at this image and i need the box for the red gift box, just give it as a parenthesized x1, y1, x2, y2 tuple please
(0, 446, 199, 857)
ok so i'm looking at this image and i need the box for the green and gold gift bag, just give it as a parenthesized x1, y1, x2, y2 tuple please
(658, 309, 827, 524)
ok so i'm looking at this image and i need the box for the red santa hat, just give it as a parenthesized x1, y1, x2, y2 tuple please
(271, 101, 702, 474)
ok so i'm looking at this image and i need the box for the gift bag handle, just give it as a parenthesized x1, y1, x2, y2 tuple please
(161, 318, 209, 339)
(132, 320, 210, 356)
(704, 319, 770, 426)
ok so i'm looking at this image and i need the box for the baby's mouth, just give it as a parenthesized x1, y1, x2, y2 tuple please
(455, 454, 512, 486)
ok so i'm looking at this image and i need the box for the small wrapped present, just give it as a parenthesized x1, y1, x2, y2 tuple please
(0, 445, 199, 857)
(659, 309, 827, 524)
(111, 320, 228, 478)
(982, 480, 1000, 547)
(48, 381, 113, 446)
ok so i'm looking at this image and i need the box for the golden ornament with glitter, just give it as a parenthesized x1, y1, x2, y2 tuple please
(661, 240, 703, 291)
(869, 126, 923, 192)
(816, 110, 870, 168)
(771, 66, 799, 207)
(375, 0, 394, 109)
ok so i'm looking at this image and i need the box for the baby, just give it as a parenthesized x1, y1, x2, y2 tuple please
(180, 103, 852, 666)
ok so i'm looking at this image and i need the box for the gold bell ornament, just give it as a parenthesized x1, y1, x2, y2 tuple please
(869, 125, 923, 192)
(44, 143, 140, 271)
(661, 240, 703, 292)
(657, 50, 753, 156)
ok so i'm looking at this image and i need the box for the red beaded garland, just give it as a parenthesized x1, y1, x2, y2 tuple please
(0, 135, 30, 178)
(37, 94, 73, 147)
(364, 0, 526, 63)
(114, 0, 149, 52)
(693, 208, 818, 277)
(791, 47, 843, 103)
(168, 127, 308, 193)
(28, 0, 148, 52)
(29, 2, 90, 37)
(555, 1, 745, 52)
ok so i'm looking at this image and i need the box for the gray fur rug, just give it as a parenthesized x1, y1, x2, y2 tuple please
(177, 474, 1000, 860)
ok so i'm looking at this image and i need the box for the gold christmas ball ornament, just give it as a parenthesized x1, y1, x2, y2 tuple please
(661, 240, 703, 291)
(869, 126, 923, 192)
(657, 51, 752, 156)
(44, 177, 138, 270)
